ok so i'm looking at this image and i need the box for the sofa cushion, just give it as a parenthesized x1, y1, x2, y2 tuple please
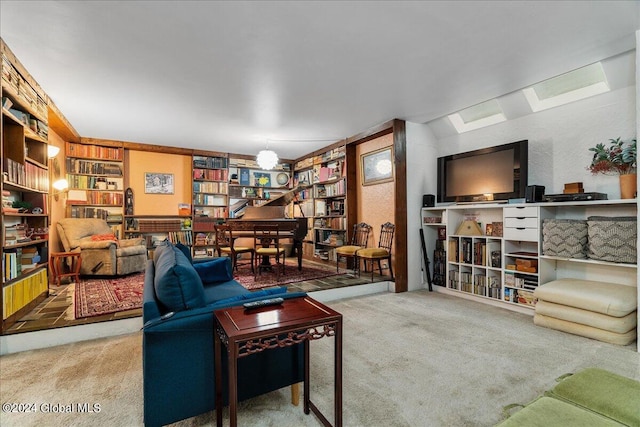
(175, 242, 192, 263)
(535, 301, 636, 334)
(534, 279, 637, 317)
(533, 313, 637, 346)
(546, 368, 640, 427)
(154, 243, 205, 312)
(193, 257, 233, 285)
(496, 396, 623, 427)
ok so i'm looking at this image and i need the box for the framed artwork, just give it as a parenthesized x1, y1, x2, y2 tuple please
(145, 173, 174, 194)
(253, 172, 271, 187)
(361, 147, 394, 186)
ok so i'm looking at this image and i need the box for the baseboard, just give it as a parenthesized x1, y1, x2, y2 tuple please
(0, 317, 142, 356)
(309, 281, 391, 302)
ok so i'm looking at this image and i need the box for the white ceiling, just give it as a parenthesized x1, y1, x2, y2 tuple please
(1, 1, 638, 159)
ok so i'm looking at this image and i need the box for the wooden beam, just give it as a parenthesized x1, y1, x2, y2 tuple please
(392, 119, 407, 293)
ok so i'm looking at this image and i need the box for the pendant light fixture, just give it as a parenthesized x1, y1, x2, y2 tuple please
(256, 140, 279, 170)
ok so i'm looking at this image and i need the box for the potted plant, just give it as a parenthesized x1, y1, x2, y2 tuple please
(588, 137, 637, 199)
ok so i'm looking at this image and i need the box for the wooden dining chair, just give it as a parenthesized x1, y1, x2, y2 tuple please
(356, 222, 395, 282)
(335, 222, 371, 273)
(253, 224, 286, 279)
(214, 224, 254, 273)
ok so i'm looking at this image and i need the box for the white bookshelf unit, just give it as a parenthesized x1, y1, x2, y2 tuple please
(422, 200, 638, 324)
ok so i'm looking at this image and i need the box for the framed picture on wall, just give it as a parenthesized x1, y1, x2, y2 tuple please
(361, 147, 394, 186)
(145, 173, 174, 194)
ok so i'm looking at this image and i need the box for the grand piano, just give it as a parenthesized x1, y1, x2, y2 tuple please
(226, 185, 308, 270)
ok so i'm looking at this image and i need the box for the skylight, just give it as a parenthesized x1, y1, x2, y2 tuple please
(448, 99, 506, 133)
(523, 62, 609, 112)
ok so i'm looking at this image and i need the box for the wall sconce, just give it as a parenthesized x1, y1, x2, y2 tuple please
(52, 178, 69, 201)
(50, 150, 68, 201)
(47, 145, 60, 158)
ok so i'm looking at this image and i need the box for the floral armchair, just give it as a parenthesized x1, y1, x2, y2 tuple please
(56, 218, 147, 276)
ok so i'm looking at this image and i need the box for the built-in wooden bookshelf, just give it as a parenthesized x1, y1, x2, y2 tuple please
(227, 156, 292, 217)
(65, 141, 125, 237)
(311, 146, 347, 262)
(123, 214, 193, 258)
(1, 39, 50, 332)
(192, 153, 229, 220)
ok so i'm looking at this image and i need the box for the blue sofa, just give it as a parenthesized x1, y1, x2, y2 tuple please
(142, 240, 306, 427)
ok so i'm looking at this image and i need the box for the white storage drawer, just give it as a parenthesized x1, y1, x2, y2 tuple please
(503, 206, 538, 218)
(504, 217, 538, 228)
(503, 226, 539, 242)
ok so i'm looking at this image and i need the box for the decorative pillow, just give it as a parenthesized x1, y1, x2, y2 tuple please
(175, 242, 192, 264)
(91, 233, 119, 244)
(193, 257, 233, 285)
(154, 244, 205, 312)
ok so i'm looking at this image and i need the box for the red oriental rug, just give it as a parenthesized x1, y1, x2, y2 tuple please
(74, 272, 145, 319)
(234, 265, 340, 290)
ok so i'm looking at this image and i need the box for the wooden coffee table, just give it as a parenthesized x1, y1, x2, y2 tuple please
(214, 296, 343, 427)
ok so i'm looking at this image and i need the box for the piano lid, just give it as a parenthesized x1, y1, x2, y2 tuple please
(259, 184, 310, 207)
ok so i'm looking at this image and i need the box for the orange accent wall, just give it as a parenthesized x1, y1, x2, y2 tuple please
(356, 133, 395, 269)
(125, 150, 192, 215)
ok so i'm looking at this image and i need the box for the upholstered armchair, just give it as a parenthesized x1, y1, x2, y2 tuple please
(56, 218, 147, 276)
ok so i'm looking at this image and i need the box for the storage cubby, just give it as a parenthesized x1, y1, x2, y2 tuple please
(422, 200, 637, 321)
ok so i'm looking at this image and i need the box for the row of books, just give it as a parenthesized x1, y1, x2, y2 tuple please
(193, 156, 228, 169)
(504, 273, 538, 290)
(137, 219, 183, 232)
(66, 142, 123, 160)
(193, 181, 228, 194)
(6, 107, 48, 139)
(3, 269, 48, 318)
(314, 147, 345, 164)
(66, 205, 115, 220)
(195, 206, 228, 219)
(193, 168, 229, 182)
(313, 216, 347, 230)
(2, 54, 48, 119)
(193, 194, 227, 207)
(65, 158, 122, 175)
(315, 179, 345, 198)
(166, 231, 193, 246)
(66, 175, 123, 190)
(3, 247, 40, 281)
(82, 191, 124, 205)
(4, 224, 31, 245)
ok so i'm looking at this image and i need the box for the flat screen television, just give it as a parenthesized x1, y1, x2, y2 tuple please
(437, 140, 528, 203)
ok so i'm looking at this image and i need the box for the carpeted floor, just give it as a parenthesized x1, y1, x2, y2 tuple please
(1, 290, 638, 427)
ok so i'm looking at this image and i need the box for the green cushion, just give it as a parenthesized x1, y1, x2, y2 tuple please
(496, 396, 623, 427)
(546, 368, 640, 426)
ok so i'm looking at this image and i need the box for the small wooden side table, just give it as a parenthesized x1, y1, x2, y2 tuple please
(50, 252, 82, 286)
(214, 296, 343, 427)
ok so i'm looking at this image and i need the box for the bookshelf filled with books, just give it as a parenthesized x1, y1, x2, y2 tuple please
(65, 141, 125, 237)
(1, 39, 50, 331)
(310, 146, 347, 262)
(192, 154, 229, 220)
(123, 215, 193, 259)
(227, 156, 292, 217)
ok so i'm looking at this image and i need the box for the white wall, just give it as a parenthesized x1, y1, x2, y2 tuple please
(435, 85, 636, 199)
(408, 66, 636, 294)
(405, 122, 439, 291)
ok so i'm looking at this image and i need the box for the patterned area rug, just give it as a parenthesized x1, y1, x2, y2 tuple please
(235, 264, 340, 290)
(74, 272, 145, 319)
